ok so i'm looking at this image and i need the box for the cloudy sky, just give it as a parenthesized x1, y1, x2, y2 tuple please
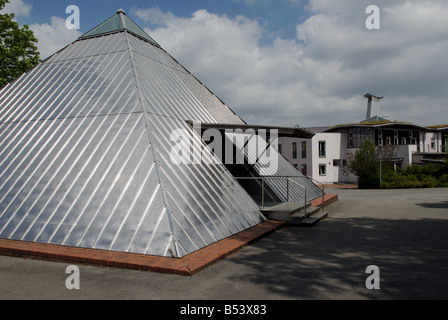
(2, 0, 447, 127)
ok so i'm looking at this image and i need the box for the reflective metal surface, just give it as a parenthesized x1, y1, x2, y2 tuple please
(225, 132, 323, 203)
(0, 22, 266, 257)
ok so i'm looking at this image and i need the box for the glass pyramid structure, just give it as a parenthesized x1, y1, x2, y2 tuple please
(0, 11, 321, 258)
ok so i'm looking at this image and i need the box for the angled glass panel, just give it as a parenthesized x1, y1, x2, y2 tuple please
(80, 11, 159, 46)
(81, 14, 123, 39)
(123, 15, 159, 46)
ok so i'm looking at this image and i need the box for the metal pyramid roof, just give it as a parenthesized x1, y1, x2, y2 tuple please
(0, 12, 321, 258)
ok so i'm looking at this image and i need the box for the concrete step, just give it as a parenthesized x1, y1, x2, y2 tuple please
(291, 206, 321, 219)
(287, 209, 328, 226)
(261, 202, 328, 227)
(258, 194, 337, 227)
(260, 202, 311, 221)
(260, 202, 310, 213)
(298, 211, 329, 227)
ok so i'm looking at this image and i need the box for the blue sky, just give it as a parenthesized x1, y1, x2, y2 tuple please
(3, 0, 448, 127)
(15, 0, 311, 42)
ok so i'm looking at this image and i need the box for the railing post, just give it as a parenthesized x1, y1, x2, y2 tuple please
(262, 178, 265, 209)
(322, 185, 325, 213)
(233, 176, 309, 212)
(304, 188, 307, 219)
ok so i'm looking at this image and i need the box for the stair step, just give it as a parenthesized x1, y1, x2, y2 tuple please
(291, 206, 321, 218)
(260, 202, 310, 215)
(299, 212, 329, 227)
(259, 198, 331, 227)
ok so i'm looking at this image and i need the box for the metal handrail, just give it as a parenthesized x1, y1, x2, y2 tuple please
(286, 177, 308, 219)
(305, 176, 326, 213)
(233, 177, 308, 218)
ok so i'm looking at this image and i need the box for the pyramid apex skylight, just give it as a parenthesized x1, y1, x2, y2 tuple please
(79, 9, 159, 46)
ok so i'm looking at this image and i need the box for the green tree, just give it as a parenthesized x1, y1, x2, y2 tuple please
(441, 150, 448, 175)
(346, 139, 380, 189)
(0, 0, 40, 88)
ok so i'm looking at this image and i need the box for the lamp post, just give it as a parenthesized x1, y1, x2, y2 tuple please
(379, 146, 382, 185)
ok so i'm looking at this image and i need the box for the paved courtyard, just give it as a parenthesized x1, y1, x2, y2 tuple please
(1, 188, 447, 300)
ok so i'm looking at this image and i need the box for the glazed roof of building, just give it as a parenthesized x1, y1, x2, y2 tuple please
(79, 9, 159, 46)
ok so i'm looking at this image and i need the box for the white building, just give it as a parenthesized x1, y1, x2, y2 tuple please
(278, 129, 357, 184)
(278, 95, 448, 184)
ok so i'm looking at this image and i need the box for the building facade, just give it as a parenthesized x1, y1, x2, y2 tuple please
(278, 129, 356, 184)
(279, 121, 448, 184)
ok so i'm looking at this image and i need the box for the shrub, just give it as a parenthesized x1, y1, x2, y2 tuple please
(403, 164, 440, 180)
(381, 164, 398, 181)
(421, 176, 439, 188)
(441, 154, 448, 175)
(439, 174, 448, 187)
(346, 140, 380, 189)
(347, 142, 448, 190)
(359, 173, 380, 189)
(381, 174, 421, 189)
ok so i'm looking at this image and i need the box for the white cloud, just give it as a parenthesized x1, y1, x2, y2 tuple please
(133, 2, 448, 127)
(1, 1, 81, 61)
(30, 17, 82, 60)
(132, 7, 177, 25)
(1, 0, 31, 17)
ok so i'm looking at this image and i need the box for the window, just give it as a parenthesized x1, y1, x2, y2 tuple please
(301, 141, 307, 158)
(292, 142, 297, 159)
(377, 130, 383, 147)
(319, 164, 327, 176)
(333, 159, 341, 167)
(348, 128, 375, 148)
(319, 141, 326, 158)
(299, 164, 307, 176)
(431, 138, 436, 150)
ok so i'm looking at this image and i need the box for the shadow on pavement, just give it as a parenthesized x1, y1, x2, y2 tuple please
(225, 216, 448, 300)
(416, 201, 448, 209)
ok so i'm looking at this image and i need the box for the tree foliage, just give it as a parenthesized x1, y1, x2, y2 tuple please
(345, 138, 448, 189)
(442, 150, 448, 175)
(0, 0, 40, 88)
(346, 139, 380, 189)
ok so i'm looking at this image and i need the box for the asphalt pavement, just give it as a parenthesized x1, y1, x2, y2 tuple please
(1, 188, 447, 300)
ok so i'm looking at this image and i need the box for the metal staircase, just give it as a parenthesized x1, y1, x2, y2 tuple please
(234, 176, 330, 227)
(260, 202, 328, 227)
